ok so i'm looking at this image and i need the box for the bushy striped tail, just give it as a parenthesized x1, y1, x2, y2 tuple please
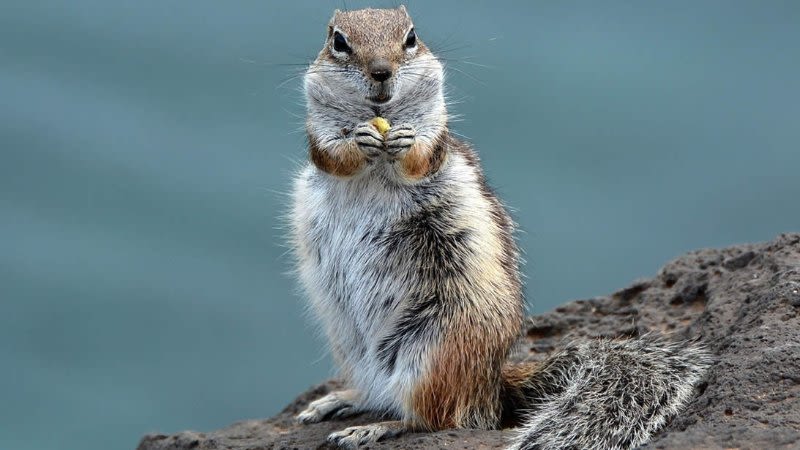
(506, 337, 712, 450)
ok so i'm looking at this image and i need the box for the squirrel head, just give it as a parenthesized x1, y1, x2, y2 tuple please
(305, 6, 444, 113)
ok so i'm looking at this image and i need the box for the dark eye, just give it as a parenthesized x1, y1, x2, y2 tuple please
(332, 31, 351, 54)
(404, 28, 417, 49)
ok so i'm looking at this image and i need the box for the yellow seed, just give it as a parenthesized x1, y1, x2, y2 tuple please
(370, 117, 391, 136)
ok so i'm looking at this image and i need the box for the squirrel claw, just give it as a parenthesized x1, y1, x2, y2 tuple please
(353, 122, 385, 157)
(384, 124, 416, 157)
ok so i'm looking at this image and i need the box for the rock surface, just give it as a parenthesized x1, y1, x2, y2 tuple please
(138, 233, 800, 450)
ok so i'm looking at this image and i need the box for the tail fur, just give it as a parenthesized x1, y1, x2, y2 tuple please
(505, 337, 712, 450)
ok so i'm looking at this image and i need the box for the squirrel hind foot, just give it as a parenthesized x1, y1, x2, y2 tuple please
(327, 421, 406, 449)
(296, 389, 361, 424)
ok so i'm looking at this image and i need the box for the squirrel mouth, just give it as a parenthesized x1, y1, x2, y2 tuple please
(369, 92, 392, 104)
(368, 83, 393, 104)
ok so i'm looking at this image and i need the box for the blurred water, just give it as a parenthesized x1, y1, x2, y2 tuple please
(1, 1, 798, 449)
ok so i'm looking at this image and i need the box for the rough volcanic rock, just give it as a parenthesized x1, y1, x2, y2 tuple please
(137, 233, 800, 450)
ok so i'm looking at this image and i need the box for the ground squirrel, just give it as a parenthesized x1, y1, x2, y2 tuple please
(289, 6, 711, 449)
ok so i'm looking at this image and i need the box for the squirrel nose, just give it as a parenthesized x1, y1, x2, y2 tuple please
(370, 69, 392, 82)
(369, 60, 393, 82)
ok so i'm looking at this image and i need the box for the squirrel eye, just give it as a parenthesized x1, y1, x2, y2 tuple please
(404, 28, 417, 49)
(332, 31, 351, 54)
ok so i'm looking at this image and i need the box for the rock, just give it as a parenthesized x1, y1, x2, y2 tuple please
(137, 233, 800, 450)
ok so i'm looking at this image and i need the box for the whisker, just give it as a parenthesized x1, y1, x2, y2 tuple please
(444, 64, 485, 85)
(458, 60, 494, 70)
(429, 42, 473, 55)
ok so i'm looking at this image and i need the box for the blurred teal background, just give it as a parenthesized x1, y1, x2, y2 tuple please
(2, 1, 798, 449)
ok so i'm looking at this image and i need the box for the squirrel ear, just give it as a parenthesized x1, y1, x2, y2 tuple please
(398, 5, 408, 15)
(329, 9, 341, 26)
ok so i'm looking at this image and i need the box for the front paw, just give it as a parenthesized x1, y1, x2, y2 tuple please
(353, 122, 385, 158)
(384, 124, 416, 157)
